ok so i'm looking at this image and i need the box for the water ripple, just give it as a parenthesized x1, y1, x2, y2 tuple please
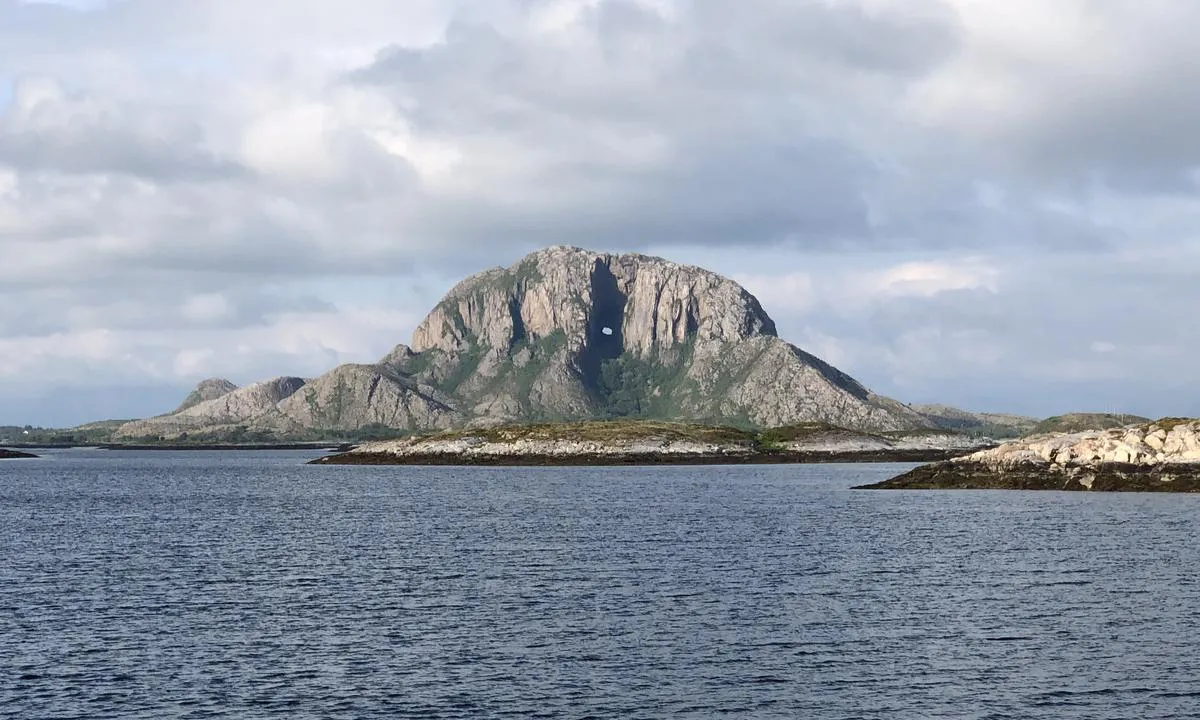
(2, 450, 1199, 718)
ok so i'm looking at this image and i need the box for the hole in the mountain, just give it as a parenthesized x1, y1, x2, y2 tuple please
(583, 261, 627, 390)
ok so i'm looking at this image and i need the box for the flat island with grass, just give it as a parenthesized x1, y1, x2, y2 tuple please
(0, 448, 38, 459)
(856, 418, 1200, 492)
(310, 420, 989, 466)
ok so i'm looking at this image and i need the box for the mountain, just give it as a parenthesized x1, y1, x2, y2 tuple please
(116, 377, 307, 439)
(172, 378, 238, 413)
(912, 404, 1038, 439)
(1029, 412, 1150, 435)
(115, 246, 931, 440)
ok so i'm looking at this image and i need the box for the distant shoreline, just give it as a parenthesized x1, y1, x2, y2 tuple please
(7, 443, 348, 452)
(311, 448, 978, 466)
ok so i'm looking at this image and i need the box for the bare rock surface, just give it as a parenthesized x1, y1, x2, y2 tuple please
(859, 419, 1200, 491)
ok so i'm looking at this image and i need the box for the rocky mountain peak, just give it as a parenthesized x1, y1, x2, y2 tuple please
(172, 377, 239, 414)
(395, 246, 925, 431)
(410, 246, 777, 363)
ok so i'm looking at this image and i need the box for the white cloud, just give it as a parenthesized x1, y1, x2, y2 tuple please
(733, 272, 817, 315)
(0, 304, 423, 393)
(870, 260, 1000, 298)
(181, 294, 233, 324)
(239, 103, 340, 181)
(173, 347, 215, 376)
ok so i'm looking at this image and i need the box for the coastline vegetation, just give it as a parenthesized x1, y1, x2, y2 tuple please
(3, 417, 956, 451)
(1030, 413, 1151, 435)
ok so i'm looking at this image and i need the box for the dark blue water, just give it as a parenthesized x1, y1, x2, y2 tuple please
(3, 450, 1199, 719)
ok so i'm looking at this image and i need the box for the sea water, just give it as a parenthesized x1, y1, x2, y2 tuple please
(3, 449, 1199, 718)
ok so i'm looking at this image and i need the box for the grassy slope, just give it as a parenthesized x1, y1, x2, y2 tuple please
(1031, 413, 1151, 435)
(911, 404, 1037, 439)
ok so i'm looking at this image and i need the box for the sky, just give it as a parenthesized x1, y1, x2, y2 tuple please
(2, 0, 1199, 426)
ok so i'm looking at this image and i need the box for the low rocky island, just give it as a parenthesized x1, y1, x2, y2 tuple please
(0, 448, 38, 459)
(311, 420, 988, 466)
(857, 419, 1200, 492)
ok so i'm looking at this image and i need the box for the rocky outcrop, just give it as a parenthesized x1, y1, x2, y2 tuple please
(115, 377, 306, 438)
(113, 246, 932, 439)
(773, 428, 988, 454)
(257, 362, 458, 434)
(323, 432, 756, 465)
(0, 448, 38, 459)
(857, 419, 1200, 491)
(172, 378, 238, 413)
(313, 421, 983, 466)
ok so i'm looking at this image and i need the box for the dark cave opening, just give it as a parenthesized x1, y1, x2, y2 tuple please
(582, 261, 627, 388)
(508, 296, 527, 347)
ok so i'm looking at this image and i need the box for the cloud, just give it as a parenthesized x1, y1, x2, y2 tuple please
(910, 0, 1200, 187)
(347, 0, 963, 251)
(0, 75, 243, 181)
(733, 272, 818, 316)
(869, 260, 999, 298)
(0, 304, 423, 407)
(2, 0, 1200, 424)
(712, 244, 1200, 419)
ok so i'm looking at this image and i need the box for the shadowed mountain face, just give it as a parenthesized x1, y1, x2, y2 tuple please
(116, 246, 930, 439)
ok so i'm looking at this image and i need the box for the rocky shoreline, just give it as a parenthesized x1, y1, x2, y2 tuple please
(857, 419, 1200, 492)
(856, 460, 1200, 491)
(103, 442, 348, 451)
(312, 447, 976, 466)
(0, 448, 38, 459)
(310, 421, 988, 466)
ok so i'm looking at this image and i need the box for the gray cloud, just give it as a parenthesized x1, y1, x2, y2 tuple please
(1, 0, 1199, 424)
(0, 77, 243, 181)
(351, 0, 964, 251)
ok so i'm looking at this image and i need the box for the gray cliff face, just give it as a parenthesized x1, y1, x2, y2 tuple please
(115, 246, 929, 438)
(412, 246, 775, 358)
